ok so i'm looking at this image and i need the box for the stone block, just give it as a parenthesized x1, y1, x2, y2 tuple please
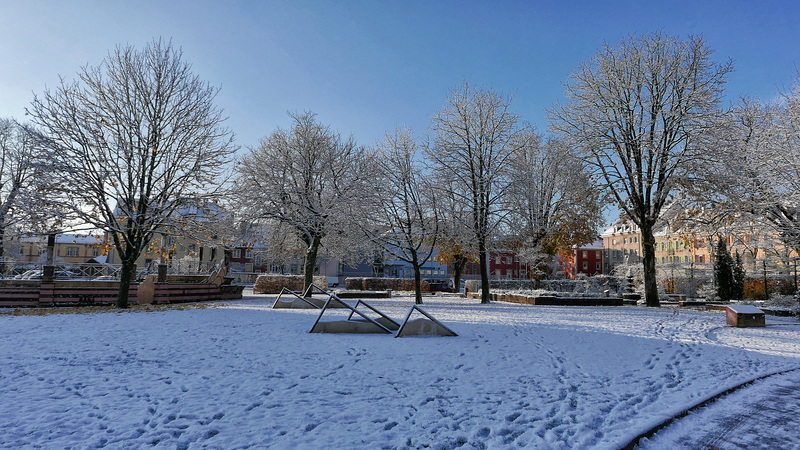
(726, 305, 766, 327)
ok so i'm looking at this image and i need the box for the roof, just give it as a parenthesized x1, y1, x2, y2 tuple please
(601, 219, 640, 237)
(56, 234, 104, 245)
(581, 239, 604, 250)
(17, 233, 104, 245)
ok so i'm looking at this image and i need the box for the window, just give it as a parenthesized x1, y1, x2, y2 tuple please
(623, 238, 628, 244)
(246, 249, 253, 259)
(582, 251, 588, 259)
(233, 249, 242, 259)
(166, 236, 176, 246)
(66, 246, 79, 257)
(698, 255, 704, 263)
(92, 247, 100, 257)
(582, 262, 588, 270)
(596, 251, 601, 259)
(596, 262, 601, 271)
(612, 239, 616, 245)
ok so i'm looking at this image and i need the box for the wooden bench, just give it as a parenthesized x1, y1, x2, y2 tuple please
(0, 287, 40, 307)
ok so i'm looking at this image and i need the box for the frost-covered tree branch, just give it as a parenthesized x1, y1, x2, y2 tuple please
(234, 111, 367, 294)
(0, 119, 53, 260)
(549, 32, 732, 306)
(359, 127, 438, 304)
(28, 39, 236, 307)
(427, 82, 529, 303)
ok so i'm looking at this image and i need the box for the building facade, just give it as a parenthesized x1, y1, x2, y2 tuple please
(16, 234, 104, 265)
(601, 220, 643, 275)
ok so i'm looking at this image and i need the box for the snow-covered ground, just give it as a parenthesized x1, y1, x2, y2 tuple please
(1, 290, 799, 449)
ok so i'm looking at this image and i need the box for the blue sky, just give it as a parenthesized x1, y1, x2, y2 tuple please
(1, 0, 799, 150)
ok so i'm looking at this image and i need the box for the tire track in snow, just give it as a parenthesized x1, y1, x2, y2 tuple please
(623, 366, 800, 449)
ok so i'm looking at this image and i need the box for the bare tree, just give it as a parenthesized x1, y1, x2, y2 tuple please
(428, 82, 528, 303)
(432, 175, 476, 295)
(756, 79, 800, 254)
(549, 32, 732, 306)
(235, 111, 366, 294)
(700, 94, 800, 274)
(0, 119, 51, 260)
(361, 127, 438, 304)
(29, 39, 236, 308)
(505, 133, 605, 268)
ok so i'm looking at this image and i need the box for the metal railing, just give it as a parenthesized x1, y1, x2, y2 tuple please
(0, 260, 221, 281)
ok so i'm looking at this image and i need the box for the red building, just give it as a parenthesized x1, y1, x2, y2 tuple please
(462, 250, 533, 280)
(560, 240, 604, 279)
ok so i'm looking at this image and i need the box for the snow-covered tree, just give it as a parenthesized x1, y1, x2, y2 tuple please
(754, 77, 800, 254)
(360, 127, 438, 304)
(427, 82, 529, 303)
(505, 133, 605, 265)
(0, 119, 51, 260)
(29, 39, 236, 308)
(704, 91, 800, 284)
(549, 32, 733, 307)
(234, 111, 367, 295)
(432, 175, 476, 295)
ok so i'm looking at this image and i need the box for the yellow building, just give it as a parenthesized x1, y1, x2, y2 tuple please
(17, 234, 103, 264)
(601, 219, 643, 274)
(104, 232, 224, 273)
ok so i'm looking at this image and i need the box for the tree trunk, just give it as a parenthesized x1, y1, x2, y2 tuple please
(478, 238, 490, 304)
(0, 220, 5, 274)
(303, 235, 321, 297)
(413, 264, 423, 305)
(452, 254, 467, 295)
(116, 259, 136, 309)
(641, 225, 660, 307)
(0, 221, 5, 262)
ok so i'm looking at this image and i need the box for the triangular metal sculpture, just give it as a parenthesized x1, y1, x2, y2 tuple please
(273, 283, 349, 309)
(348, 300, 401, 332)
(302, 283, 330, 297)
(309, 295, 394, 334)
(272, 287, 324, 309)
(395, 305, 458, 338)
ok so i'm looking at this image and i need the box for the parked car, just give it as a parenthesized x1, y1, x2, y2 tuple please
(24, 270, 77, 280)
(14, 269, 40, 280)
(93, 275, 117, 281)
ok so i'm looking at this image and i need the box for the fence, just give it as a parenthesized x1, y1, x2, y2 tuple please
(0, 260, 222, 281)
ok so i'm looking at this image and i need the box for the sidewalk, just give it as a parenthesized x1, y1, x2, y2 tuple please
(638, 369, 800, 449)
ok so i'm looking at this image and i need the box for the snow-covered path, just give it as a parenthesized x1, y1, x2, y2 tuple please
(1, 293, 798, 449)
(640, 368, 800, 449)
